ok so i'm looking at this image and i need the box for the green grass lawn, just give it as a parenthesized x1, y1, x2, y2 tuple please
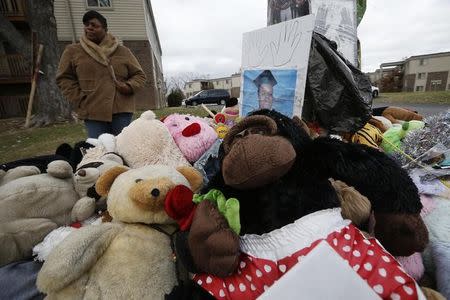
(376, 91, 450, 104)
(0, 106, 212, 164)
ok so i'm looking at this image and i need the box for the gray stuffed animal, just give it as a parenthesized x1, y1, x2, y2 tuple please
(0, 154, 123, 267)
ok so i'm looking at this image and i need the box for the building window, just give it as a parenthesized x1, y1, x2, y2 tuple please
(86, 0, 112, 8)
(448, 84, 450, 91)
(417, 73, 426, 79)
(225, 79, 230, 84)
(419, 59, 425, 66)
(216, 81, 219, 85)
(416, 86, 424, 92)
(188, 84, 192, 88)
(431, 80, 442, 85)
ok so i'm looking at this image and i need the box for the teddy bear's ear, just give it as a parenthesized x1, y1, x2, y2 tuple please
(176, 166, 203, 193)
(95, 166, 129, 197)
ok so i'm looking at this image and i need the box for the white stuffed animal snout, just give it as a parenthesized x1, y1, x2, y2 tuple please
(74, 167, 101, 197)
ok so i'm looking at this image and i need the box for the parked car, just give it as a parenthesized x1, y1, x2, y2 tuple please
(372, 86, 379, 98)
(185, 89, 230, 106)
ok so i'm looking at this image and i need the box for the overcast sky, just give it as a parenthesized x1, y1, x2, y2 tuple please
(152, 0, 450, 79)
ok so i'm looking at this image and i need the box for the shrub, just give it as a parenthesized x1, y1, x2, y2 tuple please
(167, 88, 184, 107)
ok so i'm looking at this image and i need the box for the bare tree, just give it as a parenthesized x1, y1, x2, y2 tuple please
(165, 72, 207, 94)
(0, 0, 71, 127)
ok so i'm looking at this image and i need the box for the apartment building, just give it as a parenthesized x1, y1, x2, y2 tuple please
(367, 51, 450, 93)
(184, 73, 242, 99)
(402, 52, 450, 92)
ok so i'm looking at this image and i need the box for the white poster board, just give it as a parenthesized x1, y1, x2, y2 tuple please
(240, 14, 315, 118)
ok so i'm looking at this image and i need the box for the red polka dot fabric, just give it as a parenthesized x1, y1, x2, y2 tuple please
(194, 225, 419, 299)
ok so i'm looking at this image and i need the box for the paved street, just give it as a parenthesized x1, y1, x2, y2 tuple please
(372, 102, 450, 117)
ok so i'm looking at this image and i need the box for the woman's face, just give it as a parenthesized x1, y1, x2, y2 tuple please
(84, 18, 106, 44)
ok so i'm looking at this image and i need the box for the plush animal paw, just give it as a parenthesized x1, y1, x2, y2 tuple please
(187, 200, 240, 277)
(71, 196, 96, 222)
(86, 133, 116, 153)
(330, 179, 371, 228)
(193, 189, 240, 234)
(0, 219, 58, 266)
(47, 160, 73, 179)
(374, 212, 429, 256)
(0, 166, 40, 186)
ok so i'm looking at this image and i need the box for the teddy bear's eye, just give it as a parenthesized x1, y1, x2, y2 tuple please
(185, 117, 190, 121)
(135, 179, 143, 183)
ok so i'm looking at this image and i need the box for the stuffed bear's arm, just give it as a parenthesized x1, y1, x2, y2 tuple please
(174, 201, 240, 277)
(0, 166, 40, 185)
(301, 137, 422, 214)
(71, 196, 96, 222)
(0, 218, 58, 267)
(36, 223, 122, 293)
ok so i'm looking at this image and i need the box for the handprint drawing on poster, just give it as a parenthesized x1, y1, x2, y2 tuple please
(270, 20, 303, 67)
(242, 31, 271, 68)
(314, 5, 331, 36)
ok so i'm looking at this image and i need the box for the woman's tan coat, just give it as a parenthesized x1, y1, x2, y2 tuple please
(56, 40, 146, 122)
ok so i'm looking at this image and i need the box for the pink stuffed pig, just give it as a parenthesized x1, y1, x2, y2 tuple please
(163, 114, 218, 163)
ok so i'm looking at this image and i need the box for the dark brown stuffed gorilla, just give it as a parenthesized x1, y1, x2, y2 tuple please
(167, 109, 428, 299)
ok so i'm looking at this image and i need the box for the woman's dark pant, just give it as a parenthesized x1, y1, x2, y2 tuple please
(84, 112, 133, 138)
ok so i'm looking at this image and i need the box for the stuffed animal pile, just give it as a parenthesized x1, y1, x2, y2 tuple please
(166, 109, 432, 299)
(1, 106, 448, 299)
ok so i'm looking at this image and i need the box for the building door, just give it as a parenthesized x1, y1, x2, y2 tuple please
(426, 71, 448, 92)
(404, 74, 415, 92)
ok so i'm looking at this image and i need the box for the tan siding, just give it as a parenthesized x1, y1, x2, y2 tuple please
(406, 56, 450, 76)
(404, 55, 450, 92)
(54, 0, 147, 41)
(143, 0, 162, 70)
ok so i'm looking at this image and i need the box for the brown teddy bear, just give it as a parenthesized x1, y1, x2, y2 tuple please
(373, 106, 424, 124)
(37, 164, 202, 299)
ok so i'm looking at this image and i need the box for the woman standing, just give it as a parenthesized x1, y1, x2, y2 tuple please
(57, 10, 146, 138)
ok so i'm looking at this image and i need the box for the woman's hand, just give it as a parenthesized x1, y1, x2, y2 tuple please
(114, 80, 133, 95)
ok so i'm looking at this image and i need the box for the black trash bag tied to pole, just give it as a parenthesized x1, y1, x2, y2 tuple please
(302, 32, 373, 133)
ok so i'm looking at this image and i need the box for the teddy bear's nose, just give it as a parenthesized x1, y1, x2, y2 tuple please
(77, 169, 86, 177)
(151, 188, 160, 197)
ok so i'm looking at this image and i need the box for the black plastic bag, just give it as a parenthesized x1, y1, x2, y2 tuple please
(302, 32, 373, 133)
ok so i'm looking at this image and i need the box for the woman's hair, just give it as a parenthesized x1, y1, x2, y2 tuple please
(82, 10, 108, 30)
